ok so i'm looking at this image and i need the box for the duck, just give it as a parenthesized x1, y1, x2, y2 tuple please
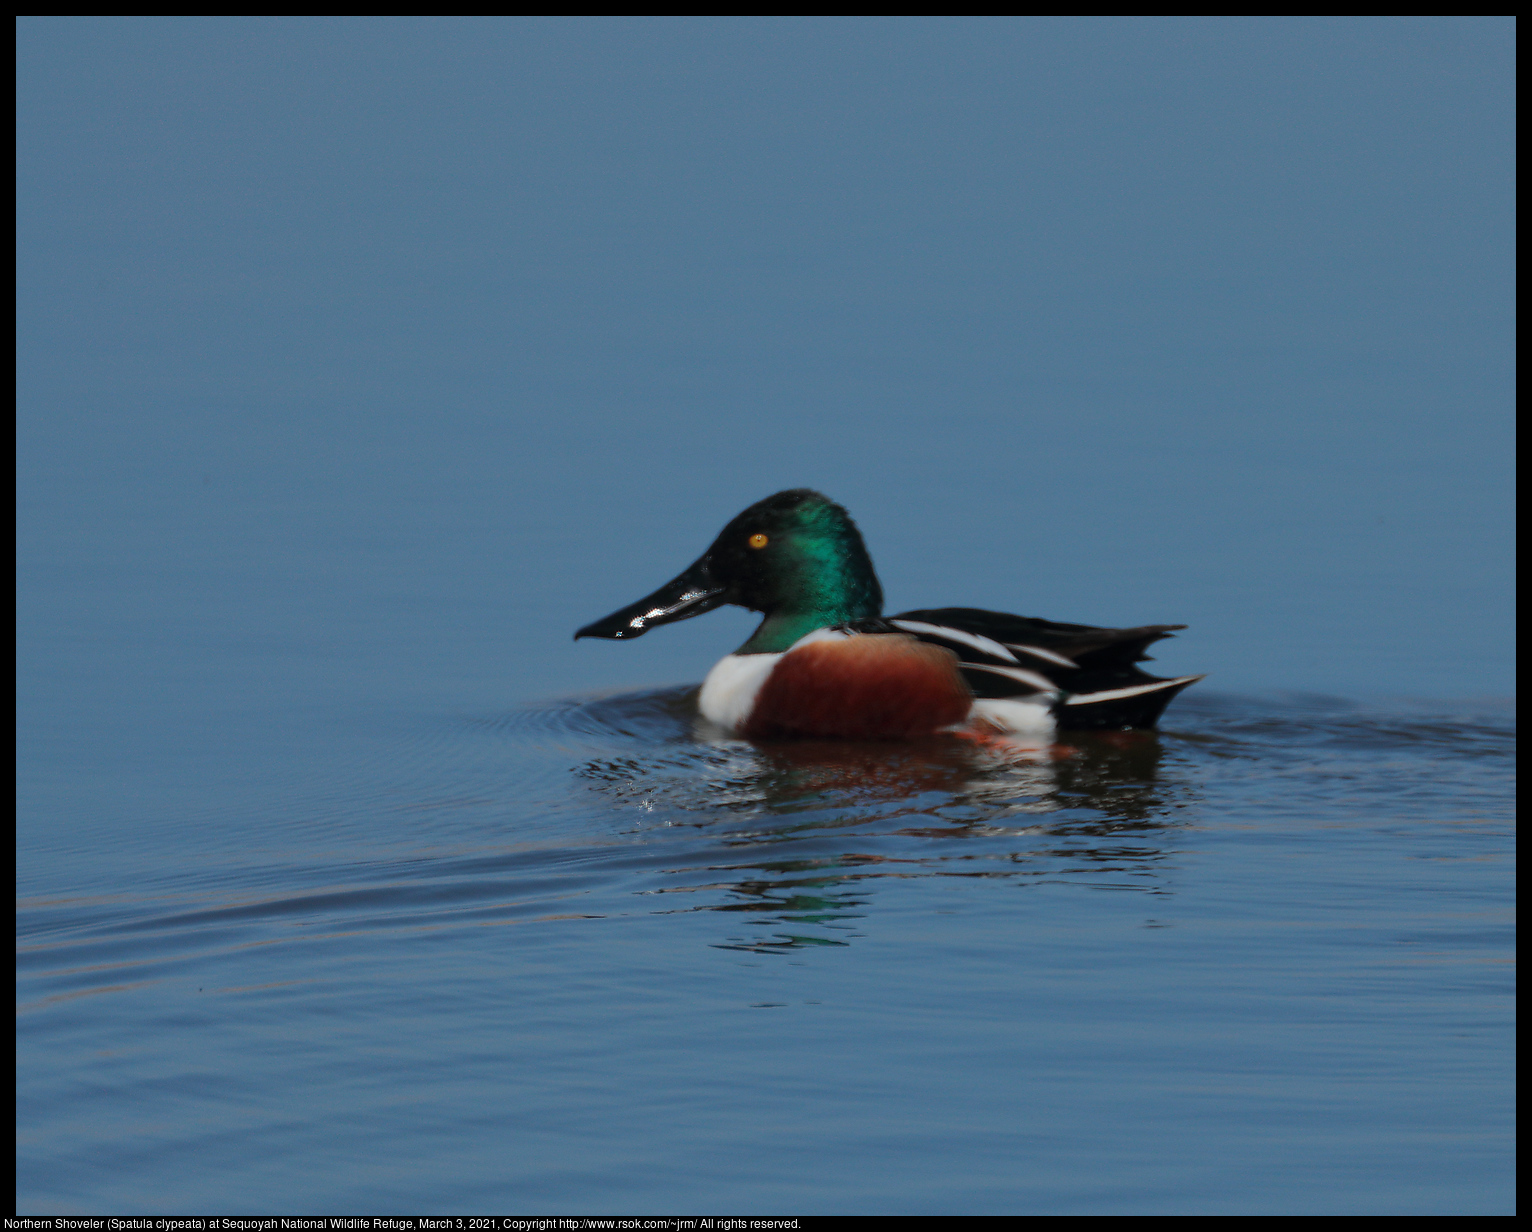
(575, 489, 1203, 741)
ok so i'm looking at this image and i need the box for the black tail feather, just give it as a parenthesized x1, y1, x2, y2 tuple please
(1056, 676, 1205, 731)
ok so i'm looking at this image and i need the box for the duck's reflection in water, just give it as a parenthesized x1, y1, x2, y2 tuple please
(756, 729, 1170, 822)
(573, 692, 1188, 951)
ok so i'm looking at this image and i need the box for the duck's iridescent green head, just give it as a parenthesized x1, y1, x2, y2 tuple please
(574, 489, 884, 654)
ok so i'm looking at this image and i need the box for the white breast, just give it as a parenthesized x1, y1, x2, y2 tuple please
(698, 653, 783, 732)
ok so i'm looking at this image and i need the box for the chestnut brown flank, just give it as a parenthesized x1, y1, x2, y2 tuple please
(743, 635, 973, 741)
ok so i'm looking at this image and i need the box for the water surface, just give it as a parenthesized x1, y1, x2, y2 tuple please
(18, 688, 1514, 1213)
(17, 16, 1514, 1216)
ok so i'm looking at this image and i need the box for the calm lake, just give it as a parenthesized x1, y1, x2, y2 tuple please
(18, 16, 1513, 1217)
(17, 680, 1515, 1213)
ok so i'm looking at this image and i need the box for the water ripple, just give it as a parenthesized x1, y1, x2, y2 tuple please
(16, 688, 1514, 1004)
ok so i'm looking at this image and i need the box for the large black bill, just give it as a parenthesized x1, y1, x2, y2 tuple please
(574, 556, 730, 640)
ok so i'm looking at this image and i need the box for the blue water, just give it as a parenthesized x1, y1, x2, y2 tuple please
(17, 688, 1514, 1213)
(18, 16, 1514, 1216)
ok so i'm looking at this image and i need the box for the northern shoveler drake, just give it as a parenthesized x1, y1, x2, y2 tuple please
(575, 489, 1203, 740)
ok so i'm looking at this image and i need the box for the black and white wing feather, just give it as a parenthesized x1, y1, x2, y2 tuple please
(862, 607, 1203, 730)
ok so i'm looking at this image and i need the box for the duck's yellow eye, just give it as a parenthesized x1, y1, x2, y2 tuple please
(748, 533, 769, 549)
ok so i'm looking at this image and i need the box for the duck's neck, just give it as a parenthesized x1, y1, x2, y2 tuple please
(737, 585, 883, 655)
(738, 611, 836, 654)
